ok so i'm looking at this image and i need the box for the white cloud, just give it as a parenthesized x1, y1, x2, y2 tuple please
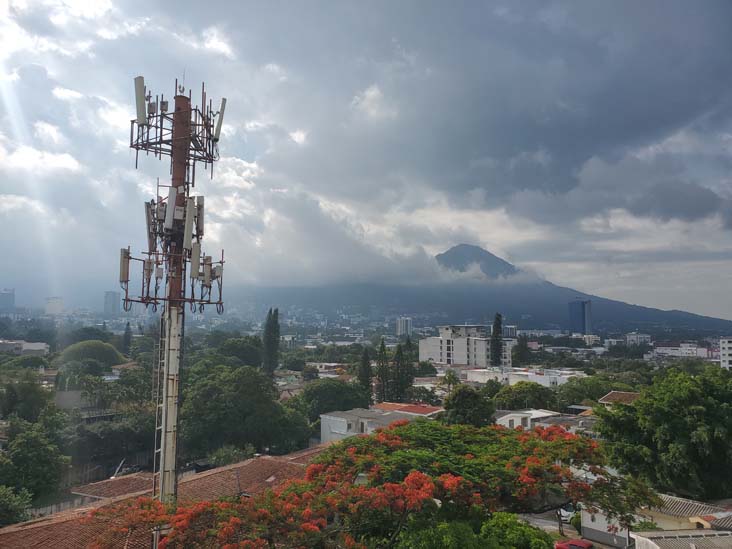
(52, 86, 83, 100)
(0, 144, 81, 173)
(201, 26, 234, 59)
(33, 121, 65, 146)
(289, 129, 307, 145)
(0, 193, 46, 214)
(351, 84, 397, 119)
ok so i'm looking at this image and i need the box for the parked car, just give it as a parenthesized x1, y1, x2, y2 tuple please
(558, 502, 577, 523)
(554, 540, 593, 549)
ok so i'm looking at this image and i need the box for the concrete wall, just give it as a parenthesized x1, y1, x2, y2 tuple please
(580, 509, 631, 548)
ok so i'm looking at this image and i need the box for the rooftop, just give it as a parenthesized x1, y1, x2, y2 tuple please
(632, 529, 732, 549)
(372, 402, 443, 416)
(0, 450, 326, 548)
(653, 494, 727, 518)
(598, 391, 641, 405)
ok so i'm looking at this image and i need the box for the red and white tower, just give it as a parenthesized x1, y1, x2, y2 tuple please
(119, 77, 227, 506)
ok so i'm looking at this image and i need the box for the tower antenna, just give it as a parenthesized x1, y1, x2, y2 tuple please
(120, 75, 227, 540)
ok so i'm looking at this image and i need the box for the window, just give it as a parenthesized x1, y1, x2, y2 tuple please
(508, 419, 515, 428)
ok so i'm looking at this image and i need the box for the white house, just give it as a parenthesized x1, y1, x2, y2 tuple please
(320, 408, 418, 443)
(465, 367, 584, 388)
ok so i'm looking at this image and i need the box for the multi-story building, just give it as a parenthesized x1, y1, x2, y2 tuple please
(103, 291, 120, 317)
(0, 289, 15, 314)
(44, 297, 64, 316)
(396, 317, 413, 337)
(654, 343, 709, 359)
(418, 325, 515, 368)
(465, 366, 584, 388)
(568, 299, 592, 335)
(626, 332, 651, 346)
(719, 338, 732, 370)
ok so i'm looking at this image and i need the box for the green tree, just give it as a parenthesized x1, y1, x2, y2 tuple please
(207, 444, 255, 467)
(490, 313, 503, 367)
(180, 364, 307, 456)
(390, 345, 414, 403)
(443, 385, 495, 427)
(1, 370, 51, 421)
(440, 369, 460, 394)
(597, 366, 732, 499)
(398, 520, 484, 549)
(511, 335, 531, 366)
(302, 364, 319, 381)
(5, 425, 69, 498)
(556, 376, 633, 410)
(122, 322, 132, 356)
(56, 340, 124, 368)
(376, 339, 390, 402)
(219, 336, 262, 367)
(494, 381, 557, 411)
(357, 347, 372, 400)
(479, 512, 553, 549)
(0, 485, 31, 527)
(415, 361, 437, 377)
(479, 379, 504, 399)
(1, 356, 48, 370)
(261, 308, 280, 375)
(295, 378, 370, 423)
(405, 386, 441, 405)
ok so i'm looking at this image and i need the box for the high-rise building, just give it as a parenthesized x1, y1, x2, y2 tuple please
(104, 291, 121, 317)
(418, 324, 516, 368)
(0, 289, 15, 313)
(396, 316, 413, 337)
(719, 338, 732, 370)
(45, 297, 64, 316)
(568, 299, 592, 335)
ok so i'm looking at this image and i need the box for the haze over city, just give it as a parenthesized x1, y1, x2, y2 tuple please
(2, 1, 732, 318)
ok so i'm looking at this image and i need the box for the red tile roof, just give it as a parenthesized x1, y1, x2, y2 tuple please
(598, 391, 641, 405)
(71, 473, 153, 499)
(372, 402, 443, 416)
(0, 448, 328, 548)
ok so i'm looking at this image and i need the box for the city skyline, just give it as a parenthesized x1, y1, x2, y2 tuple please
(2, 2, 732, 318)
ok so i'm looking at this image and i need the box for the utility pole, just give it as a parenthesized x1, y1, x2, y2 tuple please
(119, 77, 227, 513)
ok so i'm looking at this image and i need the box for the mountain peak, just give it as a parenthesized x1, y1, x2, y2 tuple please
(436, 244, 518, 278)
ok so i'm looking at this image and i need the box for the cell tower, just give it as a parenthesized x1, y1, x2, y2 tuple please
(119, 76, 227, 506)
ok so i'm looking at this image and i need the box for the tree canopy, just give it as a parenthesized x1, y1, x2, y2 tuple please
(443, 385, 495, 427)
(597, 366, 732, 499)
(92, 420, 655, 548)
(293, 378, 370, 423)
(494, 381, 557, 411)
(180, 364, 309, 456)
(56, 340, 124, 368)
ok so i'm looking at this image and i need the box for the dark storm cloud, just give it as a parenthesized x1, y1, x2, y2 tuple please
(2, 0, 732, 316)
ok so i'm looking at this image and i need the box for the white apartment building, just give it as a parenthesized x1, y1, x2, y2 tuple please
(396, 317, 413, 337)
(720, 338, 732, 370)
(465, 366, 584, 388)
(654, 343, 709, 359)
(626, 332, 652, 346)
(418, 325, 515, 368)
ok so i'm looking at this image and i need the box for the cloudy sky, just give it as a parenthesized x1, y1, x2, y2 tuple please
(1, 1, 732, 318)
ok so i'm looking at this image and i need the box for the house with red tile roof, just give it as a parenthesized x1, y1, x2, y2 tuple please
(0, 449, 326, 548)
(598, 390, 641, 408)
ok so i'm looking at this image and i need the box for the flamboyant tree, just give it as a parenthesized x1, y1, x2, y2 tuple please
(91, 420, 656, 548)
